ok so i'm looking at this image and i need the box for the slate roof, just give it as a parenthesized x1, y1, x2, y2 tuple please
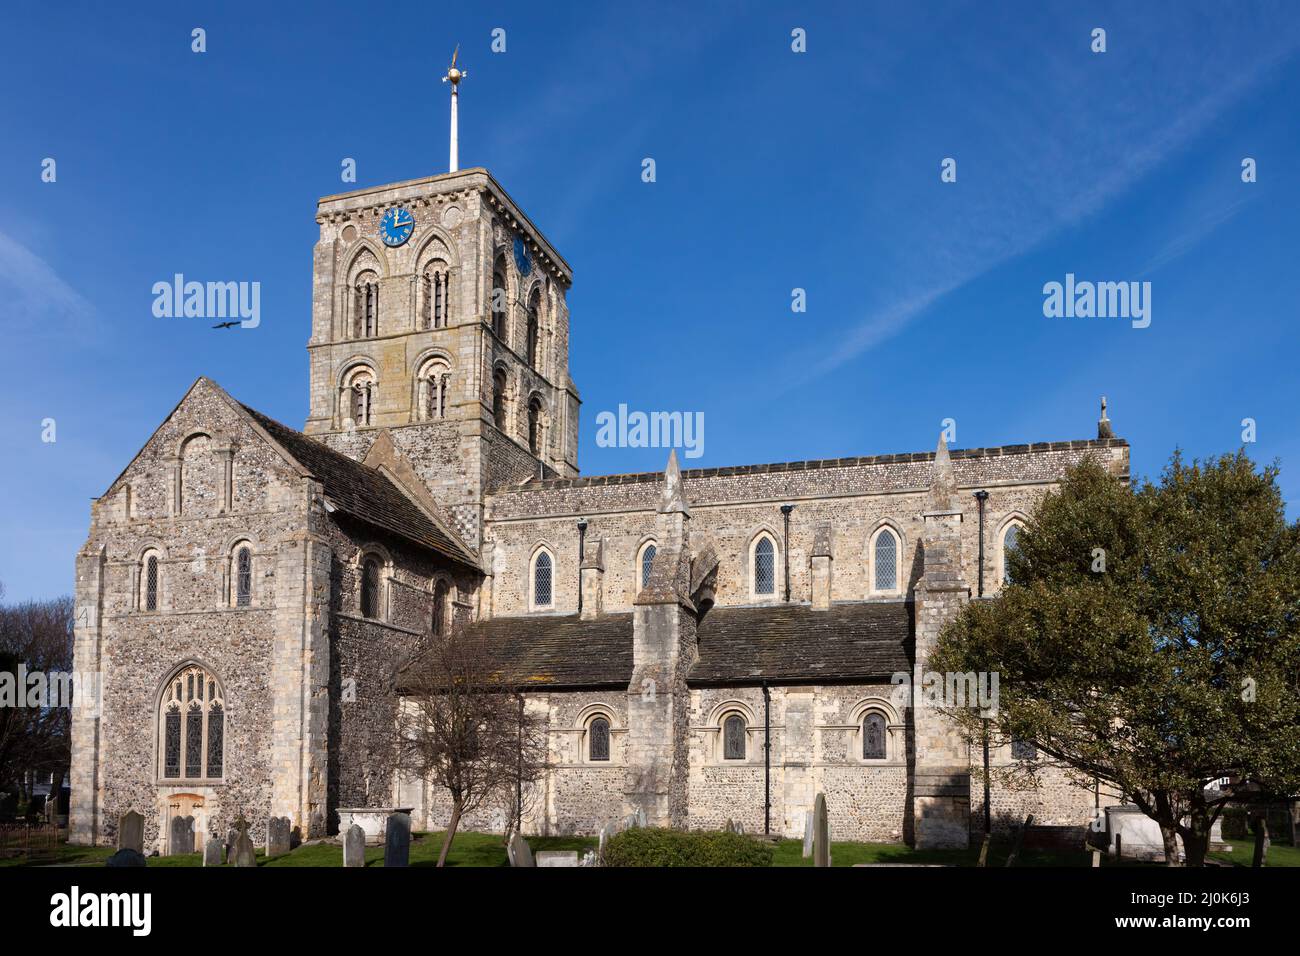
(240, 404, 478, 568)
(440, 601, 914, 689)
(690, 602, 914, 685)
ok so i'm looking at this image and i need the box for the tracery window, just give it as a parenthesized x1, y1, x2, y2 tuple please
(753, 535, 775, 596)
(159, 664, 224, 781)
(1002, 523, 1022, 584)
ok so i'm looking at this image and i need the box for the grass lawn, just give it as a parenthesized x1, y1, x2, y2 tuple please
(5, 831, 1296, 868)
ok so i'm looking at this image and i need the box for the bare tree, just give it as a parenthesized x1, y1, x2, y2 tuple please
(395, 623, 547, 867)
(0, 590, 75, 804)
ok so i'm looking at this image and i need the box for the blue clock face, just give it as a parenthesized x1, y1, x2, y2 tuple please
(513, 236, 532, 276)
(380, 207, 415, 247)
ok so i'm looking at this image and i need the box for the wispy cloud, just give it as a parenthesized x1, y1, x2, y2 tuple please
(788, 11, 1300, 384)
(0, 228, 98, 344)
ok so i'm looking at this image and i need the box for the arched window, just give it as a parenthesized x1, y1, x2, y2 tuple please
(354, 272, 380, 338)
(872, 527, 900, 592)
(1011, 737, 1038, 761)
(527, 396, 542, 455)
(1001, 523, 1023, 585)
(639, 542, 657, 589)
(492, 368, 508, 431)
(589, 717, 610, 762)
(526, 289, 540, 369)
(360, 556, 383, 619)
(159, 664, 224, 781)
(234, 544, 252, 607)
(421, 261, 450, 329)
(418, 359, 450, 421)
(532, 550, 553, 609)
(723, 714, 747, 760)
(142, 551, 161, 612)
(343, 367, 376, 428)
(753, 535, 775, 597)
(491, 259, 508, 340)
(431, 579, 450, 636)
(862, 712, 886, 760)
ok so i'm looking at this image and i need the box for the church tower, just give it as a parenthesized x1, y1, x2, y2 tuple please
(303, 68, 579, 549)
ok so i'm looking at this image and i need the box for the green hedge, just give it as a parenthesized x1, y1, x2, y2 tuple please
(603, 827, 774, 867)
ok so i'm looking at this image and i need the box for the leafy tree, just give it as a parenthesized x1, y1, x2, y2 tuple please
(931, 451, 1300, 866)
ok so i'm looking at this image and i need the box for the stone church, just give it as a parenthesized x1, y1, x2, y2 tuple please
(69, 163, 1129, 854)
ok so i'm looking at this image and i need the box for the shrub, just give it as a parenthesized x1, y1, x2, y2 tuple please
(603, 827, 773, 867)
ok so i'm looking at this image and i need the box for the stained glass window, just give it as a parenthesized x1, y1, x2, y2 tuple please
(863, 713, 886, 759)
(534, 551, 553, 607)
(160, 665, 224, 780)
(874, 529, 898, 591)
(640, 544, 657, 589)
(723, 715, 746, 760)
(164, 709, 180, 778)
(145, 555, 159, 611)
(1003, 525, 1021, 584)
(589, 717, 610, 761)
(754, 537, 775, 595)
(361, 558, 381, 618)
(236, 546, 252, 606)
(185, 702, 203, 778)
(206, 703, 224, 778)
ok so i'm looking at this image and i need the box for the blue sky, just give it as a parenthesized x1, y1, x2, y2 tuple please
(2, 0, 1299, 600)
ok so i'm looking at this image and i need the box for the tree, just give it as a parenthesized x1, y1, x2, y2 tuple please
(0, 590, 75, 805)
(930, 451, 1300, 866)
(395, 623, 546, 867)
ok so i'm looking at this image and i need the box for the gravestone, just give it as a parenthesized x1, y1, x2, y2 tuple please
(118, 811, 144, 854)
(343, 824, 366, 867)
(225, 827, 238, 860)
(203, 838, 225, 867)
(232, 816, 256, 867)
(724, 818, 735, 834)
(384, 811, 411, 867)
(266, 816, 291, 859)
(105, 848, 147, 867)
(169, 815, 195, 856)
(636, 807, 647, 828)
(813, 793, 831, 868)
(508, 832, 534, 867)
(308, 810, 324, 840)
(802, 810, 814, 859)
(598, 822, 616, 863)
(536, 850, 579, 867)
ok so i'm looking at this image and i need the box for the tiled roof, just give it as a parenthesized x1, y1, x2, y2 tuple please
(690, 601, 914, 685)
(509, 439, 1128, 491)
(434, 601, 914, 690)
(240, 405, 478, 568)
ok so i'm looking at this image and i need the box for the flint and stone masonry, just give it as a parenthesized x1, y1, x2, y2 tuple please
(71, 166, 1126, 851)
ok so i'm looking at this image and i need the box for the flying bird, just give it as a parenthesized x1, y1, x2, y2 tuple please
(212, 321, 240, 329)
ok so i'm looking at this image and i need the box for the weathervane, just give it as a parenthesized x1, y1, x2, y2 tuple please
(442, 46, 467, 173)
